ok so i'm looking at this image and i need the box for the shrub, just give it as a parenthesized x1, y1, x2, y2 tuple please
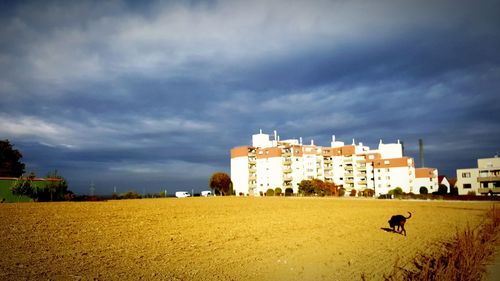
(350, 189, 357, 197)
(339, 188, 346, 197)
(274, 187, 282, 196)
(419, 186, 428, 195)
(120, 191, 142, 199)
(361, 189, 375, 197)
(285, 188, 293, 196)
(266, 188, 274, 196)
(389, 187, 403, 197)
(438, 184, 448, 195)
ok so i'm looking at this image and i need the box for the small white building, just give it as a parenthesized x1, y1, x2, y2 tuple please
(414, 168, 439, 194)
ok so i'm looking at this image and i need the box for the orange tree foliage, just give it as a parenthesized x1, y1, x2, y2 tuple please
(208, 172, 233, 196)
(298, 179, 339, 196)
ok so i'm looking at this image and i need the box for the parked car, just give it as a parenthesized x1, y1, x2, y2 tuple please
(175, 191, 191, 198)
(201, 190, 213, 197)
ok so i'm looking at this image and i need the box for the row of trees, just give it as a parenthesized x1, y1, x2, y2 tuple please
(10, 170, 73, 201)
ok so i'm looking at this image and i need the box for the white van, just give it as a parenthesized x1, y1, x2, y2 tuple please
(201, 190, 212, 197)
(175, 191, 191, 198)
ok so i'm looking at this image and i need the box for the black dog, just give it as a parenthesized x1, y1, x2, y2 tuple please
(388, 212, 412, 236)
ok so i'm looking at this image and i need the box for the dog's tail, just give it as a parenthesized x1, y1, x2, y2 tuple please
(406, 212, 412, 219)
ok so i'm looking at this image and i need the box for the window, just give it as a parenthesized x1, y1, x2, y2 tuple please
(384, 160, 390, 164)
(462, 172, 471, 178)
(463, 184, 472, 189)
(482, 182, 488, 188)
(495, 182, 500, 188)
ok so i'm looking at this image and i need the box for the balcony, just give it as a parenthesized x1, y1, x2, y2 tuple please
(324, 159, 332, 164)
(283, 167, 292, 173)
(283, 158, 292, 164)
(343, 157, 353, 163)
(248, 157, 256, 163)
(478, 187, 500, 194)
(478, 176, 500, 182)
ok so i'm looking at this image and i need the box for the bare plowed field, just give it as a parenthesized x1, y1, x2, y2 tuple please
(0, 197, 497, 280)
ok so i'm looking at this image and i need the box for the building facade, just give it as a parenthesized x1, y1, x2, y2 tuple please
(456, 156, 500, 195)
(230, 130, 438, 197)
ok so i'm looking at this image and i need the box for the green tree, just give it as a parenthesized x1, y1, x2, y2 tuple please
(42, 170, 69, 201)
(284, 187, 293, 196)
(419, 186, 428, 195)
(389, 187, 403, 197)
(209, 172, 233, 196)
(266, 188, 274, 196)
(11, 172, 36, 199)
(298, 179, 315, 196)
(0, 140, 26, 177)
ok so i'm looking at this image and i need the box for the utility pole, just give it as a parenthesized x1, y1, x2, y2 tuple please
(89, 181, 95, 196)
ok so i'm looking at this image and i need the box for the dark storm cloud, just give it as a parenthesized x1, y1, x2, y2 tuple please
(1, 0, 499, 194)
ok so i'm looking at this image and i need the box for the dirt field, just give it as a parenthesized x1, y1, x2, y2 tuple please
(0, 197, 497, 280)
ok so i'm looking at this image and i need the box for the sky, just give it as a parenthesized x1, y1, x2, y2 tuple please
(1, 0, 499, 195)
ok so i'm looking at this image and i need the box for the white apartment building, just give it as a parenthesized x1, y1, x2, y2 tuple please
(231, 130, 438, 197)
(456, 156, 500, 195)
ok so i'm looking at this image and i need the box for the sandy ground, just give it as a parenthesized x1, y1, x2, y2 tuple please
(0, 197, 497, 280)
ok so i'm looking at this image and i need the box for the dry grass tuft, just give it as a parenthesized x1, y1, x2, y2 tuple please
(384, 205, 500, 281)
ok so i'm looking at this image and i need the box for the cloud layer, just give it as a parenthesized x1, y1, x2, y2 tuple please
(1, 0, 499, 194)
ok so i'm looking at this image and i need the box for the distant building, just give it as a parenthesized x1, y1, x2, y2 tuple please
(0, 177, 62, 202)
(415, 168, 439, 193)
(456, 156, 500, 195)
(230, 130, 438, 197)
